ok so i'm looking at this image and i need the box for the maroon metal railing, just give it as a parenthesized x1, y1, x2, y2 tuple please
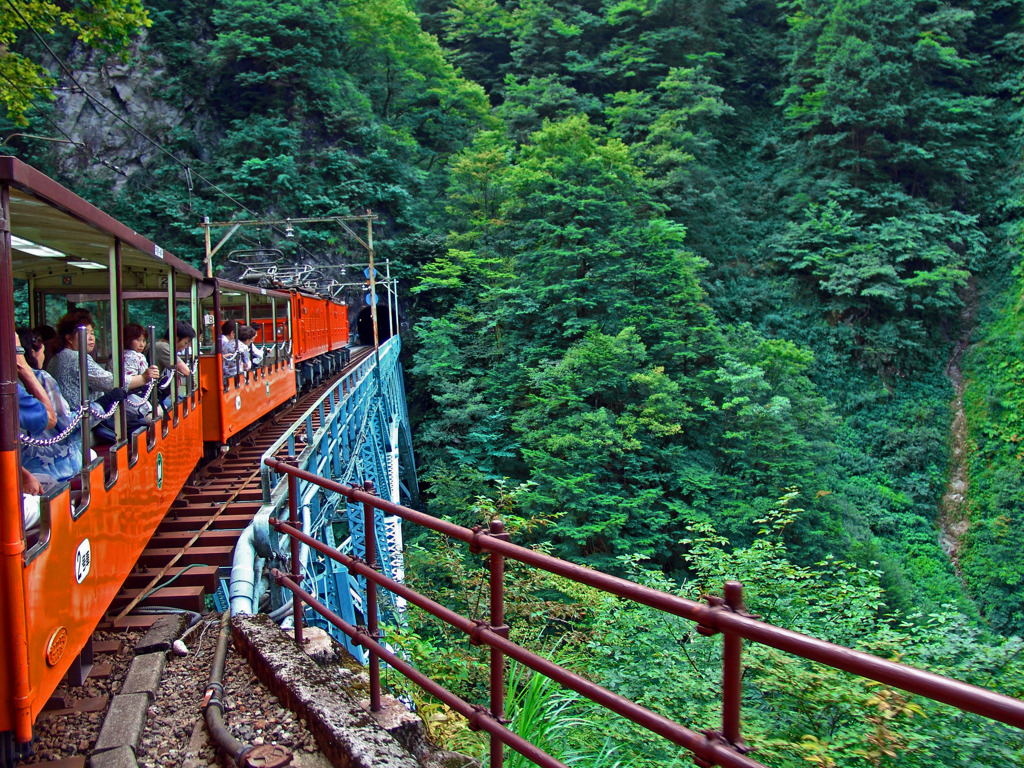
(264, 457, 1024, 767)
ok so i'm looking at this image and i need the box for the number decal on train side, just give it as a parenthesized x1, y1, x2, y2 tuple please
(74, 539, 92, 584)
(157, 453, 164, 490)
(265, 381, 271, 398)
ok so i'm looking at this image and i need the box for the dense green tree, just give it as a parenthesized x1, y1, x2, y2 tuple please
(605, 63, 749, 280)
(0, 0, 151, 124)
(9, 0, 1024, 743)
(414, 115, 845, 568)
(773, 0, 990, 368)
(514, 328, 691, 566)
(961, 267, 1024, 631)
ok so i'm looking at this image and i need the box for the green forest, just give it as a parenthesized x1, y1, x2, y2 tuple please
(4, 0, 1024, 764)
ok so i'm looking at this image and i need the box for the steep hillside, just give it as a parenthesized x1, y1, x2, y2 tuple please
(4, 2, 1024, 761)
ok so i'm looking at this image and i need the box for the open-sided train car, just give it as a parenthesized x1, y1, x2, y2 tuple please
(247, 288, 350, 389)
(0, 157, 205, 761)
(198, 279, 297, 443)
(0, 158, 358, 762)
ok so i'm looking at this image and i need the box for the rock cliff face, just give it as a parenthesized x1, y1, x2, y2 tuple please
(49, 32, 207, 190)
(30, 31, 388, 305)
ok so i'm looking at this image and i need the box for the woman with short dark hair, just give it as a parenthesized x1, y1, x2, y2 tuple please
(47, 310, 116, 411)
(16, 327, 44, 370)
(123, 323, 158, 424)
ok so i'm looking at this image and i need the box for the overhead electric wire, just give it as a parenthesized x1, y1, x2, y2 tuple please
(0, 69, 204, 218)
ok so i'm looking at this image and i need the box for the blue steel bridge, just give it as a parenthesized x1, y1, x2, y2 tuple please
(231, 335, 416, 660)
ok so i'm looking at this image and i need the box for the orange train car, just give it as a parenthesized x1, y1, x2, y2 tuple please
(0, 158, 359, 762)
(292, 289, 329, 360)
(200, 284, 351, 444)
(247, 289, 351, 391)
(198, 279, 297, 444)
(0, 157, 205, 761)
(290, 289, 351, 388)
(328, 296, 349, 352)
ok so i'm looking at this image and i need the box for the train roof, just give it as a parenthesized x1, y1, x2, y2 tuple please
(292, 286, 336, 301)
(0, 156, 203, 283)
(211, 276, 291, 301)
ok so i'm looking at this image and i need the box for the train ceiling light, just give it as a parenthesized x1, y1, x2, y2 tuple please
(11, 234, 65, 259)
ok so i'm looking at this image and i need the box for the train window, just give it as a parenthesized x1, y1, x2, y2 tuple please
(221, 292, 246, 324)
(29, 291, 74, 330)
(124, 298, 169, 341)
(13, 278, 29, 327)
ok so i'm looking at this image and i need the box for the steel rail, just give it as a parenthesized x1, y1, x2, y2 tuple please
(259, 345, 376, 500)
(110, 358, 371, 626)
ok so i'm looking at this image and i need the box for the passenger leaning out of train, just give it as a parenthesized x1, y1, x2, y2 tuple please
(47, 310, 154, 436)
(156, 320, 197, 407)
(247, 326, 265, 367)
(123, 324, 157, 424)
(16, 327, 92, 492)
(18, 381, 48, 500)
(220, 320, 241, 381)
(15, 335, 56, 528)
(236, 325, 260, 373)
(16, 334, 56, 437)
(17, 355, 49, 526)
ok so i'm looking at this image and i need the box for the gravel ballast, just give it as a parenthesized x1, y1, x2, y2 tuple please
(20, 616, 332, 767)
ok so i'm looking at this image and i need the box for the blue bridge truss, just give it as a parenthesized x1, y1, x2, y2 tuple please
(237, 336, 417, 660)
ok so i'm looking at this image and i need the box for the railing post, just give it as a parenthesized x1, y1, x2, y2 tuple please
(77, 325, 91, 450)
(76, 326, 92, 513)
(288, 458, 303, 647)
(489, 519, 511, 768)
(363, 479, 381, 712)
(722, 580, 745, 749)
(147, 324, 158, 418)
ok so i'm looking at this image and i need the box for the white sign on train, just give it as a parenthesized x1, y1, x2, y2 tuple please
(74, 539, 92, 584)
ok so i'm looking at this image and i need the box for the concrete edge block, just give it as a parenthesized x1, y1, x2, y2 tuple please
(232, 614, 421, 768)
(93, 692, 150, 754)
(89, 745, 138, 768)
(135, 614, 187, 655)
(121, 652, 167, 697)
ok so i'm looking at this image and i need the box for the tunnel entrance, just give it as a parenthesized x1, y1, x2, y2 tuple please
(357, 305, 392, 345)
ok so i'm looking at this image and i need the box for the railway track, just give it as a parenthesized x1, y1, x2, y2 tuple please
(102, 347, 373, 630)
